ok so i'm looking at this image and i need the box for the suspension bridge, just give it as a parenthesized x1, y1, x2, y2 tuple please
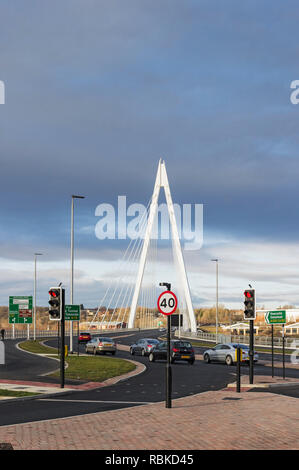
(88, 159, 197, 333)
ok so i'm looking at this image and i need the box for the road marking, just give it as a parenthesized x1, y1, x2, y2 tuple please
(37, 399, 154, 405)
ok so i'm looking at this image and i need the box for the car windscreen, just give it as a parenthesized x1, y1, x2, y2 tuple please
(147, 340, 159, 344)
(174, 342, 192, 348)
(232, 344, 249, 349)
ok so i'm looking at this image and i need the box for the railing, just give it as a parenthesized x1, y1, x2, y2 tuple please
(175, 330, 299, 350)
(3, 326, 157, 340)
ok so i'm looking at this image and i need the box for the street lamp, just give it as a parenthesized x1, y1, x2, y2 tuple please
(211, 259, 219, 343)
(70, 195, 85, 353)
(34, 253, 43, 341)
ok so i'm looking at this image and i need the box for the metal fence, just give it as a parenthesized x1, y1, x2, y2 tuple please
(175, 330, 298, 350)
(3, 326, 155, 340)
(4, 327, 298, 350)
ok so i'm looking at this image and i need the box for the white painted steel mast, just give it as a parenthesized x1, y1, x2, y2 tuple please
(128, 159, 197, 333)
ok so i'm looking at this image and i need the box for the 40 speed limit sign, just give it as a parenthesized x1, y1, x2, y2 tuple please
(157, 291, 178, 316)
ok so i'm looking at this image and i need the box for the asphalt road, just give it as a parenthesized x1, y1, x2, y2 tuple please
(0, 339, 60, 382)
(0, 329, 298, 427)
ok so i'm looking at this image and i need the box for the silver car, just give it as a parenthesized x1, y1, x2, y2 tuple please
(85, 336, 116, 355)
(130, 338, 160, 356)
(203, 343, 258, 366)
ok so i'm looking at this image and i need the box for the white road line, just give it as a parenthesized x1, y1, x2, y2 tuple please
(37, 399, 154, 405)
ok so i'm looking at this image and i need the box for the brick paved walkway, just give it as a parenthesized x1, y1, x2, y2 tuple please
(0, 388, 298, 450)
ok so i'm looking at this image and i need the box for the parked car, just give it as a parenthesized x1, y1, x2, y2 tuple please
(78, 332, 91, 343)
(85, 336, 117, 355)
(148, 340, 195, 364)
(130, 338, 160, 356)
(203, 343, 258, 366)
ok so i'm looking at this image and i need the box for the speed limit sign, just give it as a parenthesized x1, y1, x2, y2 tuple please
(157, 291, 178, 316)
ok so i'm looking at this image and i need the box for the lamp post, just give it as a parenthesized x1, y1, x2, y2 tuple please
(211, 259, 219, 343)
(34, 253, 43, 341)
(70, 195, 85, 353)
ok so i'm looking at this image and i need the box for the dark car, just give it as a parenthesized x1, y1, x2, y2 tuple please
(78, 331, 91, 343)
(130, 338, 160, 356)
(148, 340, 195, 364)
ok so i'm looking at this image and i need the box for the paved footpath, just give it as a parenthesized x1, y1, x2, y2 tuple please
(0, 383, 298, 450)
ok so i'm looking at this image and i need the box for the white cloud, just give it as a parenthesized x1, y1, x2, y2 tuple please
(1, 235, 299, 310)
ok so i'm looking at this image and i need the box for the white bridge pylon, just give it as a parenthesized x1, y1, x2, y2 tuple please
(128, 159, 197, 333)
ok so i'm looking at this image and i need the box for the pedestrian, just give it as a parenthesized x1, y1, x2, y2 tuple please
(0, 328, 5, 341)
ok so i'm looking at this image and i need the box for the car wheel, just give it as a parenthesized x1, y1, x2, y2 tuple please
(149, 352, 155, 362)
(93, 347, 97, 356)
(189, 359, 195, 365)
(130, 348, 134, 355)
(141, 349, 145, 356)
(225, 355, 233, 366)
(204, 353, 210, 363)
(111, 351, 116, 355)
(170, 357, 175, 364)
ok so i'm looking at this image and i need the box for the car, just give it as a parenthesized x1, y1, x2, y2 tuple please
(130, 338, 160, 356)
(148, 340, 195, 364)
(203, 343, 259, 366)
(85, 336, 117, 355)
(78, 331, 91, 343)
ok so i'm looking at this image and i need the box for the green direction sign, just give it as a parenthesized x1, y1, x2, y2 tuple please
(65, 305, 80, 321)
(9, 296, 33, 324)
(265, 310, 287, 325)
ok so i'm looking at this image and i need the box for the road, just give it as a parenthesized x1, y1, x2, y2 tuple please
(0, 329, 298, 427)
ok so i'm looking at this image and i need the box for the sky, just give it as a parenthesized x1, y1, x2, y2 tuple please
(1, 1, 299, 311)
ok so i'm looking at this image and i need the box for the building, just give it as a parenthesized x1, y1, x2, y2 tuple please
(221, 322, 259, 335)
(285, 323, 299, 335)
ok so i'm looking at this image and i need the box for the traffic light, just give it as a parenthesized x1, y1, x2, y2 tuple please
(244, 289, 256, 320)
(48, 286, 63, 321)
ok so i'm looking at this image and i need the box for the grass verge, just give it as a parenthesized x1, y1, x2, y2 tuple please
(50, 355, 136, 382)
(18, 340, 57, 355)
(0, 389, 41, 397)
(18, 340, 136, 382)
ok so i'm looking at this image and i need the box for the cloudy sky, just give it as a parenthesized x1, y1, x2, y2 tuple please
(1, 1, 299, 310)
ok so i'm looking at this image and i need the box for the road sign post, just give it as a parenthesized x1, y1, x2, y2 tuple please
(157, 284, 177, 409)
(65, 305, 80, 356)
(265, 310, 287, 378)
(64, 305, 80, 321)
(9, 296, 33, 326)
(282, 324, 285, 380)
(265, 310, 287, 325)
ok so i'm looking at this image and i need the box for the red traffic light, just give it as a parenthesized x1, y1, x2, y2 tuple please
(49, 289, 59, 298)
(244, 291, 253, 298)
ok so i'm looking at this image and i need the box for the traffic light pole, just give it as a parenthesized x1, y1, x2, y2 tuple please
(282, 325, 285, 380)
(60, 289, 65, 389)
(272, 325, 274, 378)
(249, 319, 254, 384)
